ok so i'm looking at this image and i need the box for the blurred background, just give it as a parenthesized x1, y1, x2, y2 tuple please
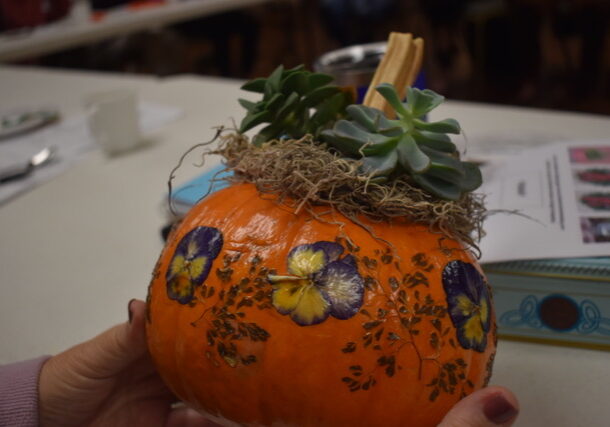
(2, 0, 609, 114)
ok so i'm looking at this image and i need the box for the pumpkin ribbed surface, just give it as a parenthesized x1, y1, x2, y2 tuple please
(146, 183, 496, 427)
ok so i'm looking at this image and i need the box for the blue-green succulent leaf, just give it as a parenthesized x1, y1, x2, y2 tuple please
(333, 120, 392, 146)
(308, 73, 335, 91)
(377, 118, 403, 135)
(264, 65, 284, 97)
(407, 87, 445, 118)
(322, 121, 395, 157)
(346, 104, 402, 136)
(412, 174, 462, 201)
(376, 83, 409, 117)
(346, 104, 379, 132)
(302, 86, 341, 107)
(238, 65, 349, 142)
(238, 98, 257, 112)
(276, 92, 300, 121)
(361, 137, 398, 156)
(460, 162, 483, 192)
(281, 71, 308, 95)
(396, 134, 430, 173)
(426, 166, 464, 183)
(421, 146, 465, 177)
(309, 92, 349, 134)
(285, 64, 306, 74)
(414, 118, 461, 134)
(321, 130, 364, 157)
(266, 93, 285, 112)
(413, 130, 457, 152)
(252, 123, 284, 146)
(361, 151, 399, 176)
(241, 77, 266, 93)
(239, 110, 272, 133)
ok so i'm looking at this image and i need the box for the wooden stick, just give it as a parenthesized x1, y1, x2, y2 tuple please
(363, 32, 424, 116)
(405, 38, 424, 92)
(363, 32, 411, 111)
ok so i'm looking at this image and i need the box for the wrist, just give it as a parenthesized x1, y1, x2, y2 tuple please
(0, 356, 50, 427)
(38, 355, 61, 427)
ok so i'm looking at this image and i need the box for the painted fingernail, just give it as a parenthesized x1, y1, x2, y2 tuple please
(483, 392, 518, 424)
(128, 299, 136, 324)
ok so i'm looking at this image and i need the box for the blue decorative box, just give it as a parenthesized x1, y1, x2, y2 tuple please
(484, 258, 610, 350)
(170, 164, 231, 216)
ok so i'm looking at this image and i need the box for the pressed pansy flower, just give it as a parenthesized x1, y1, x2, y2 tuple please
(166, 226, 223, 304)
(269, 241, 364, 326)
(442, 260, 491, 352)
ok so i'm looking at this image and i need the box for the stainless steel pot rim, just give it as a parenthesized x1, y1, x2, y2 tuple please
(314, 41, 387, 74)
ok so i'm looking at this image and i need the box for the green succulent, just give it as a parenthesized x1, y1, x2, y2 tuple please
(321, 84, 482, 200)
(238, 65, 353, 146)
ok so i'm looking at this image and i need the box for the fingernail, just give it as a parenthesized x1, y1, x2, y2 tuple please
(483, 392, 518, 424)
(161, 223, 173, 242)
(128, 299, 136, 324)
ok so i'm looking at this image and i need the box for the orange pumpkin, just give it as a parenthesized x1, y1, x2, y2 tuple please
(146, 183, 496, 427)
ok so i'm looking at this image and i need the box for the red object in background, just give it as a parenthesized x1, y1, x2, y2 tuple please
(569, 146, 610, 164)
(0, 0, 72, 30)
(90, 10, 107, 22)
(90, 1, 166, 22)
(127, 0, 165, 11)
(581, 193, 610, 210)
(577, 169, 610, 186)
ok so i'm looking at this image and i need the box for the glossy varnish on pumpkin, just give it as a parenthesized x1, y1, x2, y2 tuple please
(146, 183, 496, 427)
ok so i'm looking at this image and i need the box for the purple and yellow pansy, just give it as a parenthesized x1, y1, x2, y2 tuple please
(166, 226, 223, 304)
(442, 260, 491, 352)
(268, 241, 364, 326)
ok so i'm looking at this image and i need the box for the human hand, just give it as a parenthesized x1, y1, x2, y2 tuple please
(439, 384, 519, 426)
(38, 299, 217, 427)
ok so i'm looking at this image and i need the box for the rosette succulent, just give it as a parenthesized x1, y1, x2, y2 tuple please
(321, 84, 482, 200)
(238, 64, 353, 145)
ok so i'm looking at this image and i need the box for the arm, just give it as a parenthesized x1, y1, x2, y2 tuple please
(0, 356, 50, 427)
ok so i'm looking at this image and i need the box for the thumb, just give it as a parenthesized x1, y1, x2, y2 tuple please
(59, 299, 149, 378)
(81, 299, 149, 376)
(438, 386, 519, 427)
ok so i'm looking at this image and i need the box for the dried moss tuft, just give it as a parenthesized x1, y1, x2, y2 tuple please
(196, 132, 486, 252)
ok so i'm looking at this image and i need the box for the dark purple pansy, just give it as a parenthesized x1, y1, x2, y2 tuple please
(166, 226, 223, 304)
(269, 241, 364, 326)
(442, 260, 491, 352)
(340, 254, 358, 268)
(318, 260, 365, 319)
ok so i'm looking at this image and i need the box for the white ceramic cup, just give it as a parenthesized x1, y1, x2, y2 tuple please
(85, 89, 141, 155)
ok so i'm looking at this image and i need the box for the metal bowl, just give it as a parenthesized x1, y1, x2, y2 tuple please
(313, 42, 387, 87)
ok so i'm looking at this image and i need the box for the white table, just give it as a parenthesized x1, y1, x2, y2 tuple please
(0, 65, 609, 427)
(0, 0, 270, 62)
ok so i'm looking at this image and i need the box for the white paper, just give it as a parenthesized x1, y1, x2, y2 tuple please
(478, 140, 610, 263)
(0, 102, 183, 205)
